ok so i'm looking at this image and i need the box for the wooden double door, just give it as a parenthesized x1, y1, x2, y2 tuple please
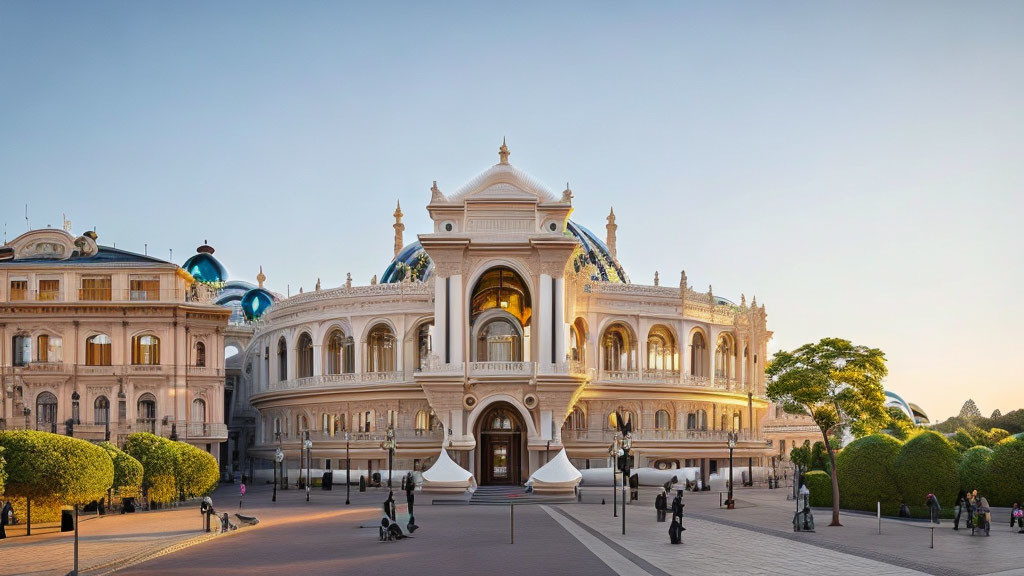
(481, 432, 522, 485)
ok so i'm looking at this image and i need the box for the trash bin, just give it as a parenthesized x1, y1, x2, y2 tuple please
(61, 509, 74, 532)
(322, 471, 333, 490)
(359, 475, 367, 492)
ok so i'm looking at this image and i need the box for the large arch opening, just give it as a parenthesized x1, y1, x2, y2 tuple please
(476, 401, 526, 485)
(470, 267, 532, 362)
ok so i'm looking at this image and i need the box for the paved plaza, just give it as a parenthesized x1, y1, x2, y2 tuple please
(4, 484, 1024, 576)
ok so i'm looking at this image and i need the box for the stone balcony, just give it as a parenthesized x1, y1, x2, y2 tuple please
(417, 360, 588, 378)
(266, 371, 407, 392)
(561, 428, 763, 444)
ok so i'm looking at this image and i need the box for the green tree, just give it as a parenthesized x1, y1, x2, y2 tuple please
(959, 399, 982, 421)
(766, 337, 888, 526)
(0, 430, 114, 525)
(988, 438, 1024, 506)
(958, 446, 993, 497)
(789, 440, 811, 473)
(836, 434, 903, 515)
(175, 442, 219, 498)
(893, 430, 959, 517)
(123, 433, 179, 505)
(809, 441, 830, 472)
(803, 470, 833, 507)
(99, 442, 144, 498)
(951, 428, 978, 453)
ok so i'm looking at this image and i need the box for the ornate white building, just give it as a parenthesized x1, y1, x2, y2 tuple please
(0, 228, 231, 461)
(238, 142, 782, 486)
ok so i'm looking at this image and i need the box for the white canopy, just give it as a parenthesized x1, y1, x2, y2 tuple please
(421, 448, 475, 493)
(526, 449, 582, 494)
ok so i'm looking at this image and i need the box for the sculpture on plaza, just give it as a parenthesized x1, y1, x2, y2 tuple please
(793, 484, 815, 532)
(668, 490, 686, 544)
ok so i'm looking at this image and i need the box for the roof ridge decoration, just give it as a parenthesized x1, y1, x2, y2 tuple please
(438, 139, 560, 204)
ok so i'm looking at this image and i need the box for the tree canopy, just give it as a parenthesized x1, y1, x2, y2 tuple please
(176, 442, 219, 498)
(123, 432, 179, 504)
(0, 430, 113, 506)
(99, 441, 144, 497)
(767, 337, 888, 526)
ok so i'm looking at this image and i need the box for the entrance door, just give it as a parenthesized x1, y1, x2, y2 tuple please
(478, 403, 524, 485)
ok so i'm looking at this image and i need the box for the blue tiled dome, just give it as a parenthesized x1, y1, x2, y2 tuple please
(183, 243, 227, 284)
(381, 242, 434, 283)
(241, 288, 274, 320)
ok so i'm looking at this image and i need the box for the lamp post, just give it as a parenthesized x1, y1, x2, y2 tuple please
(273, 431, 282, 503)
(304, 432, 313, 502)
(345, 431, 351, 505)
(727, 431, 738, 509)
(608, 434, 620, 518)
(381, 424, 396, 489)
(620, 433, 632, 535)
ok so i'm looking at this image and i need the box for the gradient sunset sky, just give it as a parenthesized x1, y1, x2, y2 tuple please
(2, 1, 1021, 421)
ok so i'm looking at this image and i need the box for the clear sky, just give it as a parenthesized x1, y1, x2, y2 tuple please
(2, 1, 1021, 421)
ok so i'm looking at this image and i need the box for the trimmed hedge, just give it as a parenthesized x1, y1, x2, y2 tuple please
(836, 434, 903, 515)
(123, 432, 179, 504)
(100, 442, 144, 498)
(957, 446, 993, 498)
(893, 430, 959, 518)
(988, 438, 1024, 507)
(803, 470, 833, 507)
(176, 442, 219, 498)
(0, 430, 113, 506)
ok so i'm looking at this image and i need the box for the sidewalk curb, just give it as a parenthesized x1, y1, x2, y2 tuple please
(81, 524, 256, 576)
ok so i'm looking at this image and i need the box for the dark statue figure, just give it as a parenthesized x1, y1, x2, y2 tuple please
(655, 491, 667, 522)
(668, 490, 686, 544)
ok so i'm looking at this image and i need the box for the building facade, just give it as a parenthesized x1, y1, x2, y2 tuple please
(239, 143, 777, 485)
(0, 228, 231, 461)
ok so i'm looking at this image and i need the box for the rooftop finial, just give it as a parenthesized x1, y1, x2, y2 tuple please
(498, 137, 510, 164)
(393, 199, 405, 257)
(561, 182, 573, 203)
(606, 207, 618, 258)
(257, 266, 266, 289)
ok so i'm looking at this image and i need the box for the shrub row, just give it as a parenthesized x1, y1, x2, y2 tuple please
(0, 430, 219, 515)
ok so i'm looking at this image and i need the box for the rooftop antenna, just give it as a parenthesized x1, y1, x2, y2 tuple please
(25, 204, 29, 231)
(3, 222, 7, 244)
(144, 243, 148, 255)
(169, 248, 173, 261)
(62, 213, 72, 233)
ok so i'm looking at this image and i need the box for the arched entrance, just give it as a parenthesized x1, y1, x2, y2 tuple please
(477, 402, 525, 485)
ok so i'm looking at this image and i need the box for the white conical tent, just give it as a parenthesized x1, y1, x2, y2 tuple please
(526, 448, 582, 494)
(421, 448, 476, 493)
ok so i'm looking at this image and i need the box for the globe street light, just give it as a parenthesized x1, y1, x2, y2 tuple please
(273, 445, 283, 503)
(727, 431, 738, 510)
(381, 424, 396, 489)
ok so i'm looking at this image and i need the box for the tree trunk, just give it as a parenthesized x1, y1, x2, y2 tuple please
(823, 434, 842, 527)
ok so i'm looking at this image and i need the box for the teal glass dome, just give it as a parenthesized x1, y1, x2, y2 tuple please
(241, 288, 274, 320)
(183, 243, 227, 284)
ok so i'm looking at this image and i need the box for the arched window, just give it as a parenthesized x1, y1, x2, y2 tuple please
(715, 334, 733, 379)
(416, 322, 433, 371)
(565, 407, 586, 430)
(686, 409, 707, 431)
(12, 333, 31, 366)
(295, 413, 308, 435)
(191, 398, 206, 423)
(195, 342, 206, 367)
(37, 334, 63, 363)
(36, 391, 57, 430)
(131, 335, 160, 365)
(570, 318, 587, 365)
(690, 332, 707, 377)
(415, 410, 431, 432)
(655, 409, 671, 430)
(137, 393, 156, 432)
(608, 411, 637, 431)
(94, 396, 110, 425)
(485, 409, 518, 431)
(277, 337, 288, 381)
(601, 323, 636, 372)
(297, 332, 313, 378)
(273, 417, 282, 437)
(366, 324, 396, 372)
(474, 316, 522, 362)
(322, 413, 332, 436)
(335, 413, 347, 434)
(470, 267, 531, 326)
(356, 410, 375, 432)
(86, 334, 112, 366)
(732, 411, 741, 431)
(326, 329, 354, 374)
(647, 325, 677, 371)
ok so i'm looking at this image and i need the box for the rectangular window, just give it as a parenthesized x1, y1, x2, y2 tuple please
(80, 277, 112, 301)
(37, 279, 60, 301)
(9, 280, 28, 301)
(129, 277, 160, 301)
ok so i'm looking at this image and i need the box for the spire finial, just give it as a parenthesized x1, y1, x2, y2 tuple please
(605, 207, 618, 258)
(498, 137, 510, 164)
(257, 266, 265, 289)
(393, 199, 406, 257)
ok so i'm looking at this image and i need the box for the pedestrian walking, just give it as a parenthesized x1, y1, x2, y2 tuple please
(925, 493, 941, 524)
(954, 490, 966, 530)
(0, 500, 12, 540)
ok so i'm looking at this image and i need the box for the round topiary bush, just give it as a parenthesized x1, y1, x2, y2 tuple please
(988, 438, 1024, 507)
(175, 442, 219, 498)
(123, 432, 180, 505)
(100, 441, 144, 498)
(0, 430, 114, 515)
(802, 470, 833, 507)
(957, 446, 993, 498)
(894, 430, 959, 518)
(836, 433, 903, 515)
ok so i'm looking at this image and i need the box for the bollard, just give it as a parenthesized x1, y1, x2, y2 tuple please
(930, 527, 934, 549)
(877, 501, 881, 534)
(509, 504, 514, 544)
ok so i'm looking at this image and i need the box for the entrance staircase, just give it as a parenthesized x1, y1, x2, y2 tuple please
(438, 485, 577, 506)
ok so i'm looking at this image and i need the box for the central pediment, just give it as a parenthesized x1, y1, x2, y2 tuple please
(444, 163, 559, 204)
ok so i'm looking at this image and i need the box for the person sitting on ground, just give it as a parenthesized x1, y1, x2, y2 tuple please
(898, 502, 911, 518)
